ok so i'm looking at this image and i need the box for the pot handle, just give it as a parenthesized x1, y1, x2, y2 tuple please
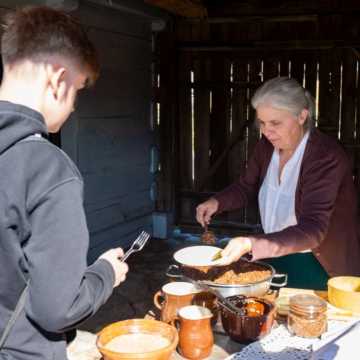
(270, 273, 288, 288)
(166, 264, 182, 278)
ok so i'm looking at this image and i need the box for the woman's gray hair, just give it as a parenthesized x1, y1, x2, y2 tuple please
(251, 76, 315, 129)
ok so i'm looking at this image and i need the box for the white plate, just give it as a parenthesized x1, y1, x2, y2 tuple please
(173, 245, 223, 267)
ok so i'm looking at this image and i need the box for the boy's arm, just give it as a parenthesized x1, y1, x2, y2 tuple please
(24, 179, 115, 333)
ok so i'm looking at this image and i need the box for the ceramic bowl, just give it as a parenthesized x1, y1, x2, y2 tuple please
(328, 276, 360, 314)
(97, 319, 178, 360)
(220, 296, 275, 344)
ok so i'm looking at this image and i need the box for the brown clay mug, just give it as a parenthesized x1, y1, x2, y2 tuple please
(173, 305, 213, 360)
(153, 282, 200, 324)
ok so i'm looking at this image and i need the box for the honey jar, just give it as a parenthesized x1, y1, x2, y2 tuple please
(287, 294, 327, 338)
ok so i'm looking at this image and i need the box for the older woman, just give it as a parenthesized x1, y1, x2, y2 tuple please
(196, 76, 360, 289)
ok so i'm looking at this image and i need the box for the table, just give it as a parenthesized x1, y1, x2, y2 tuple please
(66, 290, 277, 360)
(67, 287, 357, 360)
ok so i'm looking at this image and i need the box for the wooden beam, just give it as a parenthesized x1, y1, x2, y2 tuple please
(177, 40, 360, 51)
(86, 0, 169, 19)
(0, 0, 78, 10)
(184, 15, 319, 24)
(205, 5, 360, 18)
(144, 0, 207, 18)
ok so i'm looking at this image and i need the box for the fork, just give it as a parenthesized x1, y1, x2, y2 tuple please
(120, 231, 150, 262)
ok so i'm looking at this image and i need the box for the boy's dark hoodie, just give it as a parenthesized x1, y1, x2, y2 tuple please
(0, 101, 114, 360)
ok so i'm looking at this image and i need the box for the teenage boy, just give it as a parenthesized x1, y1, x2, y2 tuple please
(0, 6, 128, 360)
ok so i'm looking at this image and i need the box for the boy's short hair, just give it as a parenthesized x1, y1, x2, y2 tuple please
(1, 6, 99, 86)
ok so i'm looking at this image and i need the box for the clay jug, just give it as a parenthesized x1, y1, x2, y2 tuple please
(175, 305, 213, 360)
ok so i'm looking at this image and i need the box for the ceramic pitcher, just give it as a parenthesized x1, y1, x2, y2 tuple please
(175, 305, 213, 360)
(153, 282, 200, 324)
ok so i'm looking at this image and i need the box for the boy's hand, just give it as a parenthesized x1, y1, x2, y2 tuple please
(99, 248, 129, 287)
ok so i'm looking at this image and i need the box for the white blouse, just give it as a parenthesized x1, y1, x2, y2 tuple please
(258, 131, 310, 234)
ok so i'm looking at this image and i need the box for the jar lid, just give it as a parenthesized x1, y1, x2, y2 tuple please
(289, 294, 327, 315)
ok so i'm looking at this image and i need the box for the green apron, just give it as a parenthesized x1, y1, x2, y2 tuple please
(265, 252, 329, 290)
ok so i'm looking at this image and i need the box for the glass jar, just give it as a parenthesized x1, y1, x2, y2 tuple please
(287, 294, 327, 338)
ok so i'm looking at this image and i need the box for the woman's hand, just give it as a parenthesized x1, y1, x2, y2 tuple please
(99, 248, 129, 288)
(216, 237, 253, 266)
(196, 198, 219, 227)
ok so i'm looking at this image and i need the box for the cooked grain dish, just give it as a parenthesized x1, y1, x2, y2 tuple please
(183, 259, 271, 285)
(213, 268, 271, 284)
(104, 333, 170, 353)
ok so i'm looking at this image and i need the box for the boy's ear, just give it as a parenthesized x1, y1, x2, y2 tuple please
(48, 65, 67, 100)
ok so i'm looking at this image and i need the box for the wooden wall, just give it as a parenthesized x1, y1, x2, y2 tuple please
(156, 8, 360, 234)
(62, 2, 156, 261)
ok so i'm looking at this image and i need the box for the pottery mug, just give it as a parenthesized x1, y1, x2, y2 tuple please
(173, 305, 213, 360)
(153, 282, 200, 324)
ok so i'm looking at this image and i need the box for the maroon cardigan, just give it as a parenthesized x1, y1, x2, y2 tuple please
(214, 129, 360, 277)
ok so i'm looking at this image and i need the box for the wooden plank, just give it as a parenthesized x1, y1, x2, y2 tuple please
(229, 59, 249, 182)
(206, 2, 360, 17)
(209, 55, 231, 191)
(245, 58, 262, 225)
(194, 57, 211, 192)
(290, 54, 305, 85)
(279, 54, 290, 78)
(226, 59, 249, 224)
(184, 15, 320, 24)
(144, 0, 207, 18)
(177, 50, 195, 230)
(263, 56, 280, 81)
(179, 197, 201, 223)
(178, 52, 194, 194)
(340, 48, 357, 191)
(199, 21, 210, 42)
(176, 20, 193, 42)
(77, 2, 152, 37)
(355, 53, 360, 205)
(355, 51, 360, 143)
(340, 48, 357, 145)
(318, 50, 332, 131)
(303, 53, 318, 115)
(156, 28, 177, 213)
(318, 49, 341, 138)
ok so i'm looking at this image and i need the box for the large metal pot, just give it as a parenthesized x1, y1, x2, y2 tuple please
(166, 262, 287, 298)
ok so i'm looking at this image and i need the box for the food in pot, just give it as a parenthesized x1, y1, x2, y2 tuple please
(201, 230, 216, 245)
(183, 259, 272, 285)
(104, 333, 171, 353)
(213, 268, 271, 285)
(224, 296, 265, 316)
(245, 300, 265, 317)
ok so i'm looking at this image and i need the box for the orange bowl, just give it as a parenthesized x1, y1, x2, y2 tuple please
(97, 319, 178, 360)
